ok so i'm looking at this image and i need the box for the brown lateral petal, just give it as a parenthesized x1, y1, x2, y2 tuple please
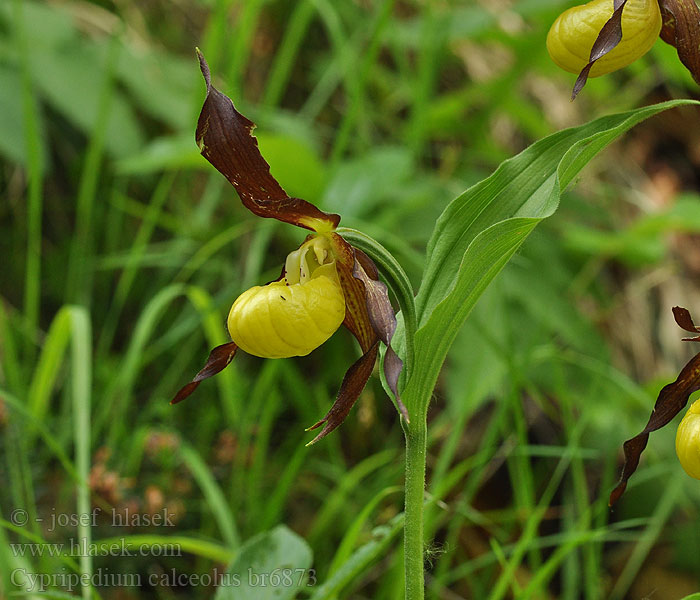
(195, 50, 340, 232)
(659, 0, 700, 85)
(572, 0, 628, 100)
(353, 248, 392, 343)
(330, 233, 377, 352)
(171, 342, 238, 405)
(352, 248, 409, 422)
(306, 342, 380, 445)
(609, 350, 700, 505)
(673, 305, 700, 341)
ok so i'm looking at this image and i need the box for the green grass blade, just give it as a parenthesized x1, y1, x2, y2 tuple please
(13, 0, 45, 359)
(27, 307, 71, 423)
(310, 512, 404, 600)
(68, 306, 92, 600)
(180, 443, 240, 550)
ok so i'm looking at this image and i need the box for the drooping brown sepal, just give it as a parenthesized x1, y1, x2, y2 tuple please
(195, 50, 340, 232)
(658, 0, 700, 86)
(572, 0, 628, 100)
(609, 306, 700, 505)
(171, 342, 238, 405)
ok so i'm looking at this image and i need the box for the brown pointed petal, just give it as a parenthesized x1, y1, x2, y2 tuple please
(195, 51, 340, 232)
(352, 248, 409, 422)
(609, 350, 700, 505)
(329, 233, 377, 352)
(171, 342, 238, 405)
(572, 0, 628, 100)
(673, 305, 700, 341)
(306, 342, 380, 445)
(658, 0, 700, 85)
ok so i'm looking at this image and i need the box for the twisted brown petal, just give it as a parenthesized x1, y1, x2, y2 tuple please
(195, 50, 340, 232)
(305, 235, 409, 443)
(609, 306, 700, 505)
(330, 233, 377, 352)
(658, 0, 700, 86)
(302, 234, 380, 444)
(171, 342, 238, 405)
(352, 248, 409, 422)
(306, 342, 380, 445)
(572, 0, 628, 100)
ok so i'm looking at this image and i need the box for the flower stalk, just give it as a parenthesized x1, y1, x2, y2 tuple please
(404, 411, 428, 600)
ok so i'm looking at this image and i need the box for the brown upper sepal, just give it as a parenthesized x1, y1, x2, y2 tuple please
(195, 50, 340, 232)
(658, 0, 700, 86)
(171, 342, 238, 405)
(572, 0, 628, 99)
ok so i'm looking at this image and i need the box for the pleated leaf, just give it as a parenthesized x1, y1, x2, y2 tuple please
(401, 100, 700, 414)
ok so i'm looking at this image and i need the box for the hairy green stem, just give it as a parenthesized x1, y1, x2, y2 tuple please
(404, 416, 427, 599)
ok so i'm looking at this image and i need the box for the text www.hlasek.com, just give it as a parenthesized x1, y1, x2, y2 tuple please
(10, 538, 181, 558)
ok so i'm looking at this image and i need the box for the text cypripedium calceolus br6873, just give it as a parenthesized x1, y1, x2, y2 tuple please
(546, 0, 700, 99)
(610, 306, 700, 505)
(171, 51, 408, 444)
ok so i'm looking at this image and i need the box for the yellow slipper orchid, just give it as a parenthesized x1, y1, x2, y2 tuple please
(546, 0, 700, 98)
(227, 237, 346, 359)
(171, 51, 408, 444)
(547, 0, 661, 76)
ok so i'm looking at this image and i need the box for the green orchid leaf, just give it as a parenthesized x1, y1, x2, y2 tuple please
(402, 99, 700, 417)
(214, 525, 313, 600)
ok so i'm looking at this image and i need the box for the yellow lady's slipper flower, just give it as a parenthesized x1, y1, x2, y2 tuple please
(227, 237, 346, 359)
(171, 51, 408, 444)
(546, 0, 700, 98)
(676, 398, 700, 480)
(547, 0, 661, 76)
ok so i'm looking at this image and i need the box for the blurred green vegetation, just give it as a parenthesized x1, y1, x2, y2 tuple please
(2, 0, 700, 598)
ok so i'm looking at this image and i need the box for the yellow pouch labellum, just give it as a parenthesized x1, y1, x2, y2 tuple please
(676, 398, 700, 480)
(546, 0, 661, 77)
(227, 261, 346, 359)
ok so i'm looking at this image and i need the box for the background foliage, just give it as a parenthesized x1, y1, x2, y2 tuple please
(2, 0, 700, 597)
